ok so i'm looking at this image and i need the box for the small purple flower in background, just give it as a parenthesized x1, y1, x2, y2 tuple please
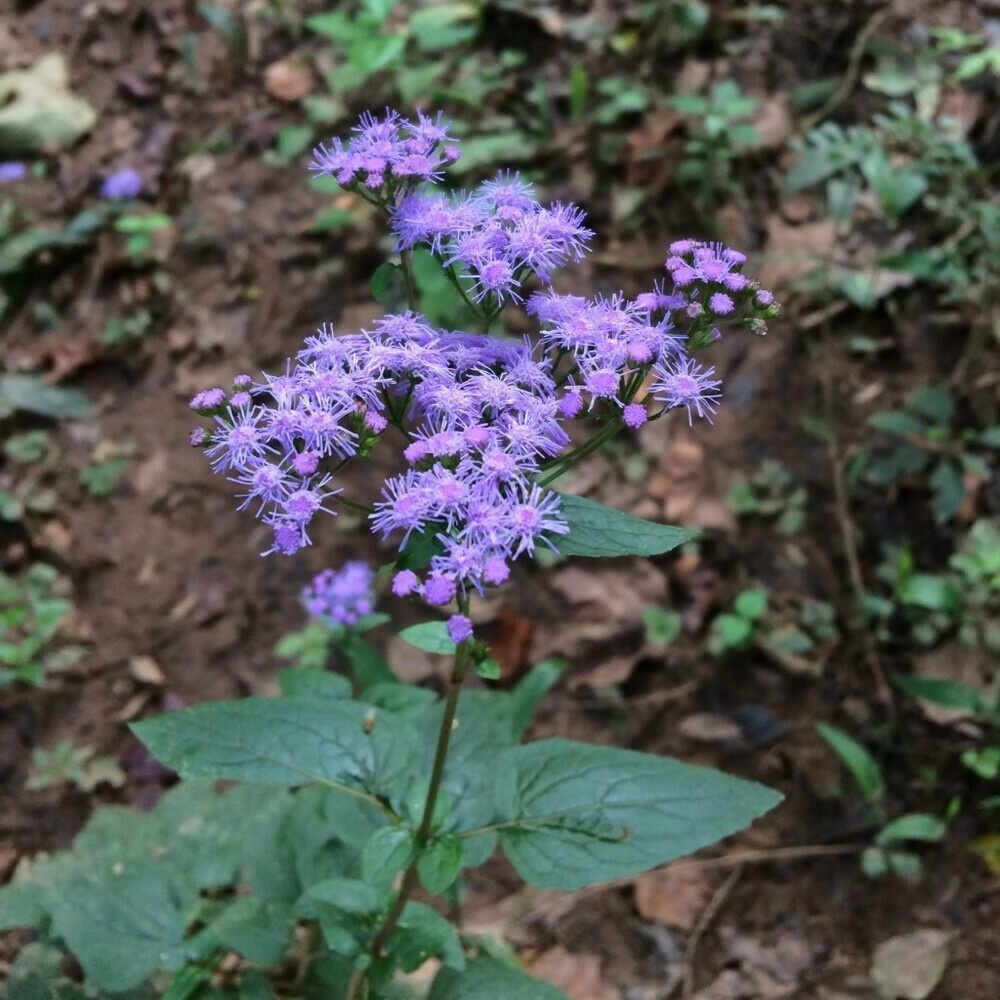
(446, 614, 473, 643)
(302, 562, 376, 626)
(101, 168, 143, 200)
(0, 162, 27, 184)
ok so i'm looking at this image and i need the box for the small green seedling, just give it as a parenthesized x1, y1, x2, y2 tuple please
(728, 458, 807, 535)
(643, 606, 683, 646)
(0, 563, 85, 687)
(817, 721, 948, 877)
(114, 212, 171, 259)
(667, 79, 758, 205)
(27, 741, 125, 793)
(707, 587, 768, 655)
(862, 385, 999, 523)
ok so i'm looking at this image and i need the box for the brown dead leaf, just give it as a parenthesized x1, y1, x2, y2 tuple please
(754, 94, 794, 150)
(129, 654, 165, 685)
(263, 59, 313, 102)
(488, 606, 534, 683)
(759, 217, 839, 290)
(634, 866, 713, 930)
(528, 947, 621, 1000)
(678, 712, 743, 743)
(114, 690, 152, 722)
(871, 929, 952, 1000)
(385, 635, 444, 683)
(568, 652, 637, 690)
(549, 562, 667, 623)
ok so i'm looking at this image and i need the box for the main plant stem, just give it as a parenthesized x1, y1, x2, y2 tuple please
(345, 638, 472, 1000)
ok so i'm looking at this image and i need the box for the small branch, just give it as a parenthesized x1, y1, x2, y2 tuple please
(682, 866, 742, 1000)
(800, 8, 890, 132)
(820, 373, 896, 717)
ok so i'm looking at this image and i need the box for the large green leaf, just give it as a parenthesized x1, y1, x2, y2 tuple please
(429, 957, 567, 999)
(133, 697, 417, 800)
(555, 494, 696, 558)
(491, 739, 781, 889)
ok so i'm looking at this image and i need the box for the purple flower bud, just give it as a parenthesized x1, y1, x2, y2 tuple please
(446, 614, 473, 643)
(393, 570, 420, 596)
(709, 292, 735, 315)
(423, 575, 457, 606)
(623, 403, 648, 428)
(189, 427, 206, 445)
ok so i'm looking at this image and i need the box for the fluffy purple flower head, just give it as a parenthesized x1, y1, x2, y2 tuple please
(302, 562, 376, 626)
(101, 168, 143, 200)
(651, 355, 722, 424)
(0, 162, 26, 184)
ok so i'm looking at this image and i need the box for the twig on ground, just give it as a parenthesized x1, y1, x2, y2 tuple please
(682, 866, 742, 1000)
(820, 370, 897, 718)
(801, 8, 890, 132)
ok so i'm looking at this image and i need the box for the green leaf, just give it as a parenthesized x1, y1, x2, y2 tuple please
(429, 956, 567, 999)
(0, 375, 90, 421)
(417, 834, 462, 893)
(390, 901, 465, 973)
(408, 4, 479, 51)
(278, 668, 352, 700)
(509, 659, 564, 739)
(371, 261, 400, 305)
(816, 722, 885, 801)
(555, 494, 696, 558)
(897, 573, 962, 614)
(133, 697, 417, 799)
(341, 633, 398, 690)
(909, 386, 954, 425)
(869, 410, 925, 437)
(211, 897, 292, 966)
(893, 675, 989, 715)
(643, 607, 682, 645)
(362, 826, 415, 886)
(713, 613, 753, 648)
(476, 657, 501, 680)
(734, 589, 768, 621)
(492, 739, 781, 889)
(929, 461, 965, 523)
(400, 621, 456, 655)
(875, 813, 946, 846)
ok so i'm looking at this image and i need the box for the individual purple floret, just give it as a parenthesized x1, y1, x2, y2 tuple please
(101, 168, 143, 200)
(310, 109, 460, 196)
(650, 356, 723, 424)
(302, 562, 376, 626)
(0, 162, 26, 184)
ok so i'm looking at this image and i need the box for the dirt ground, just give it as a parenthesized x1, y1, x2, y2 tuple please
(2, 1, 999, 997)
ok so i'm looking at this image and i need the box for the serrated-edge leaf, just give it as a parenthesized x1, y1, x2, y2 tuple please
(492, 739, 782, 889)
(132, 697, 415, 801)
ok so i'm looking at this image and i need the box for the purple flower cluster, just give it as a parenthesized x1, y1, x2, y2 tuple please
(310, 109, 460, 194)
(392, 173, 593, 306)
(192, 313, 569, 595)
(302, 562, 375, 626)
(193, 108, 779, 611)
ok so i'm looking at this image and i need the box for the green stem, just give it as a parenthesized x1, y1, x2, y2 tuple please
(327, 493, 374, 515)
(538, 418, 626, 487)
(400, 249, 418, 311)
(346, 622, 473, 1000)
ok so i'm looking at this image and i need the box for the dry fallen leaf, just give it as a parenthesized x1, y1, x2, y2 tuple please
(129, 654, 165, 686)
(634, 866, 713, 930)
(871, 929, 952, 1000)
(529, 946, 621, 1000)
(263, 59, 313, 102)
(678, 712, 743, 743)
